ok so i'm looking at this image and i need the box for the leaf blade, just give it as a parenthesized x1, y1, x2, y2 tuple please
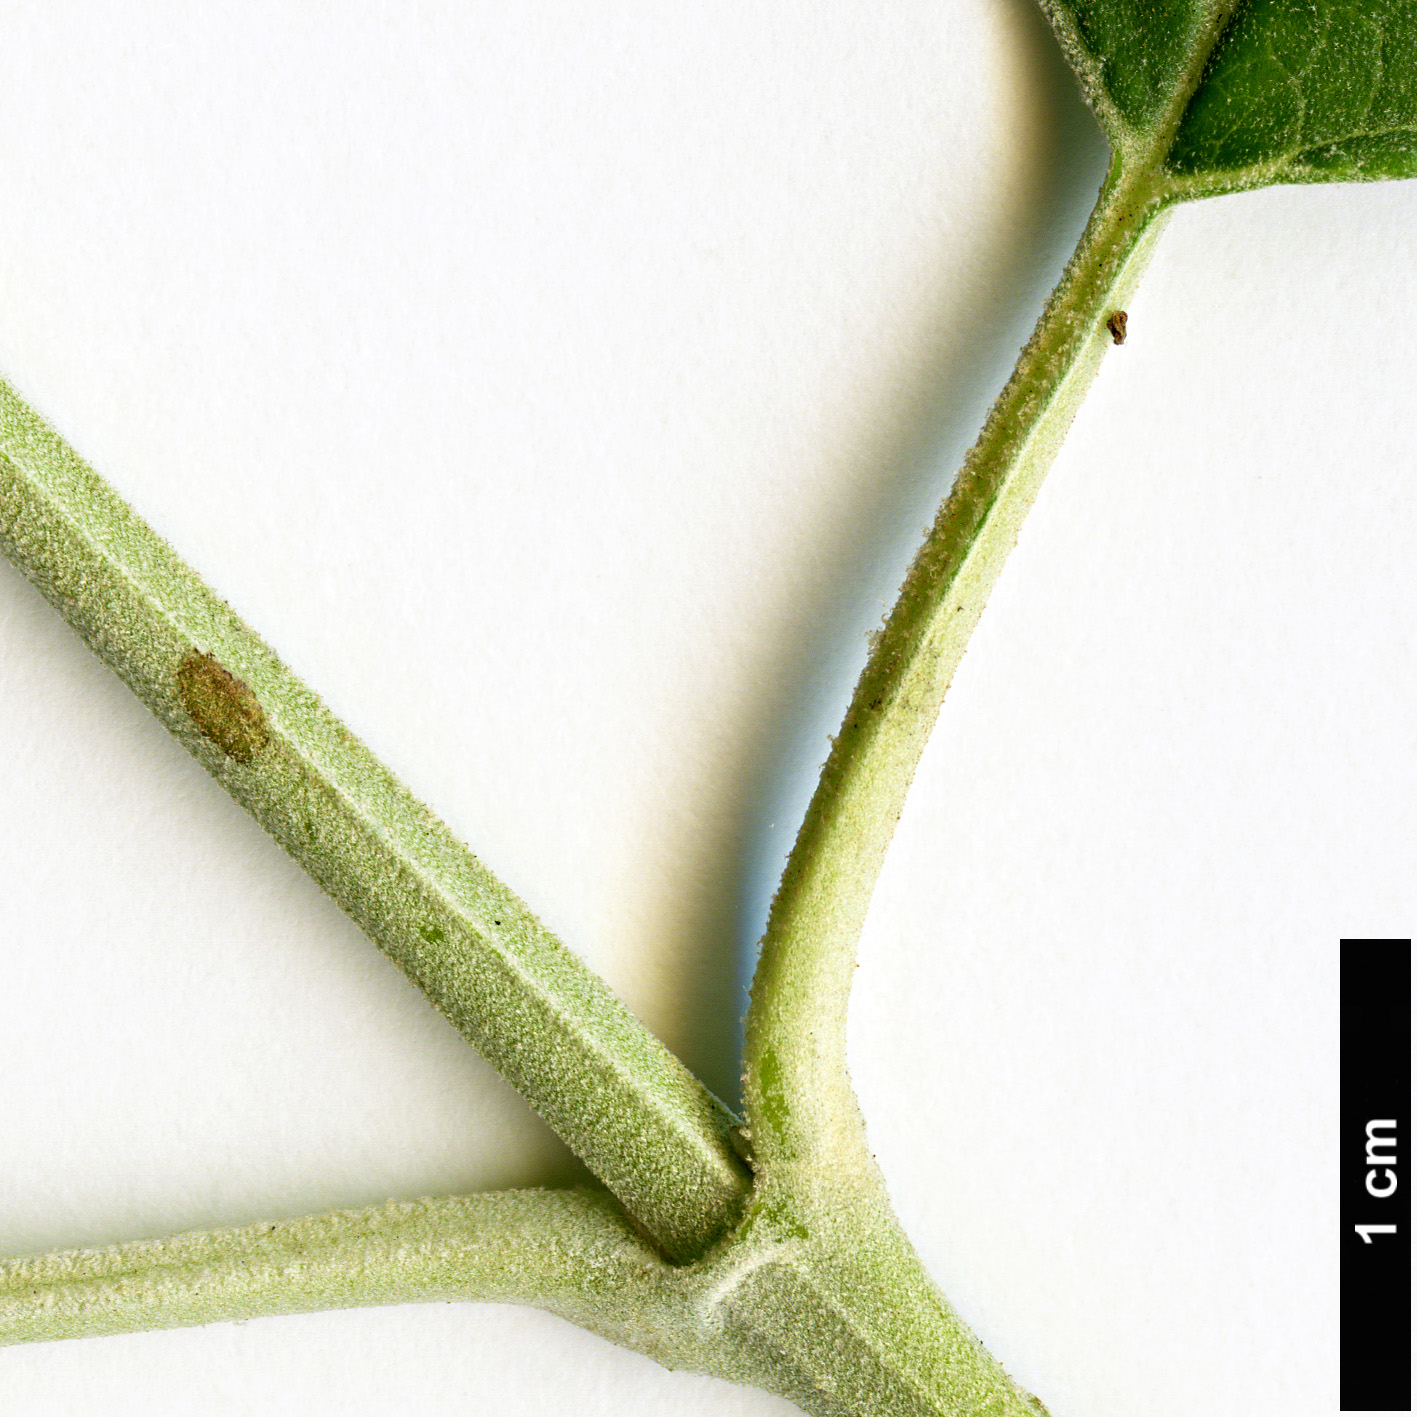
(1041, 0, 1417, 193)
(1041, 0, 1225, 134)
(1166, 0, 1417, 188)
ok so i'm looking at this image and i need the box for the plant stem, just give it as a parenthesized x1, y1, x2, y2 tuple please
(0, 385, 749, 1263)
(0, 1181, 1043, 1415)
(744, 157, 1173, 1175)
(0, 1190, 686, 1355)
(0, 132, 1185, 1417)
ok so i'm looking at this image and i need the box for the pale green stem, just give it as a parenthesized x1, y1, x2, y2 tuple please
(0, 1181, 1044, 1416)
(744, 157, 1173, 1174)
(2, 147, 1178, 1417)
(0, 121, 1215, 1417)
(0, 1190, 688, 1357)
(0, 383, 748, 1262)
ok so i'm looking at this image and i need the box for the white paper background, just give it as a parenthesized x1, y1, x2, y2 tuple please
(0, 3, 1412, 1414)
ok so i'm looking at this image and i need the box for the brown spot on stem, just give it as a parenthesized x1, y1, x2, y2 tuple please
(176, 651, 269, 762)
(1106, 310, 1128, 345)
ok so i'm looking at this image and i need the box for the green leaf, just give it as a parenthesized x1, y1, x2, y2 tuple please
(1041, 0, 1417, 193)
(1169, 0, 1417, 185)
(1040, 0, 1219, 133)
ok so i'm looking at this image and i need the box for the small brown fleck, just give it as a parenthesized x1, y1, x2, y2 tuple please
(176, 650, 269, 763)
(1106, 310, 1128, 345)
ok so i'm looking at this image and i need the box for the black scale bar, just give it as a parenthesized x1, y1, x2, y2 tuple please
(1340, 939, 1411, 1412)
